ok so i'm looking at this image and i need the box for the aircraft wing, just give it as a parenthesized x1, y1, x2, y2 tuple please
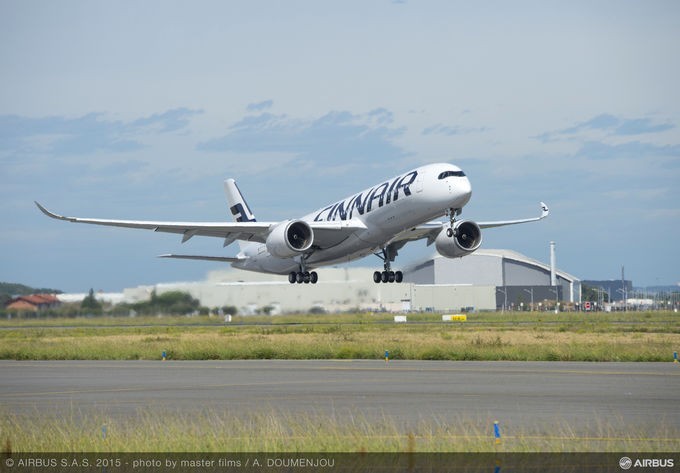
(158, 254, 242, 263)
(389, 202, 550, 246)
(477, 202, 549, 229)
(35, 201, 274, 245)
(35, 202, 368, 248)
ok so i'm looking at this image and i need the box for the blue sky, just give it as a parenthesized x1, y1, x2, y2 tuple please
(2, 1, 679, 292)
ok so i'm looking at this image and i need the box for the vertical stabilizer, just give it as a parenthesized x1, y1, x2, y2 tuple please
(224, 179, 257, 251)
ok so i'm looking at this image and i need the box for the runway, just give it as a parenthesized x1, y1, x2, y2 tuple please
(1, 360, 679, 433)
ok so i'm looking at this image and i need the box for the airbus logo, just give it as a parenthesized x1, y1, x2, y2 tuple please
(620, 456, 675, 469)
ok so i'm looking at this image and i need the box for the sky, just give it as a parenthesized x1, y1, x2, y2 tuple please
(1, 1, 679, 292)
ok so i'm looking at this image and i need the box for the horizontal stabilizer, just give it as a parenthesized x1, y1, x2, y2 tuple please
(158, 254, 241, 263)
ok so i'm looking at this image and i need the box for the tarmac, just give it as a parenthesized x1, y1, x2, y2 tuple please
(1, 360, 679, 433)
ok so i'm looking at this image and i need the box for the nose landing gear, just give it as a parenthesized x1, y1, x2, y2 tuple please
(446, 207, 462, 238)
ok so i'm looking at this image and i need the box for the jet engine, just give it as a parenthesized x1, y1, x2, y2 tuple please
(435, 220, 482, 258)
(266, 220, 314, 258)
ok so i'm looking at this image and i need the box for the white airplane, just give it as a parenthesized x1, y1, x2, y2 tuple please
(36, 163, 548, 285)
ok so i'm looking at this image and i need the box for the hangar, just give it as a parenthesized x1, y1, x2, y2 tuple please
(124, 248, 580, 313)
(406, 249, 580, 310)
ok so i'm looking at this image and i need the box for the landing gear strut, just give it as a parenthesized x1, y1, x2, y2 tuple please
(446, 208, 461, 238)
(373, 247, 403, 284)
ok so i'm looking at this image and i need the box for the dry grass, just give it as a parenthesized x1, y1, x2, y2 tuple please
(2, 408, 678, 453)
(1, 311, 678, 361)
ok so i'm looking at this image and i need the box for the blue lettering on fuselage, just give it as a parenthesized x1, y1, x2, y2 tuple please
(314, 170, 419, 222)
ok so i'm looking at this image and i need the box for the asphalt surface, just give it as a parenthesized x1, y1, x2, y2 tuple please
(1, 360, 679, 433)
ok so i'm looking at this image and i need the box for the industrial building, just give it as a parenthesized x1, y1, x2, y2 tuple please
(407, 249, 580, 310)
(123, 248, 581, 313)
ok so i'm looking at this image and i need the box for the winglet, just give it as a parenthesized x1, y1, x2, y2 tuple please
(539, 202, 549, 219)
(35, 201, 72, 222)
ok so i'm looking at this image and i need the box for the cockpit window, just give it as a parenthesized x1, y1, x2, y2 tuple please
(438, 170, 466, 179)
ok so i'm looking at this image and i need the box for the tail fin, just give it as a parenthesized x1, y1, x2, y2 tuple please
(224, 179, 256, 251)
(224, 179, 256, 223)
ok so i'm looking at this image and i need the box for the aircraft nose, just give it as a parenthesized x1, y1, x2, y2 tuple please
(458, 176, 472, 205)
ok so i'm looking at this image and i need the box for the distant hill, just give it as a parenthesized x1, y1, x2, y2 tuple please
(1, 282, 62, 307)
(0, 282, 62, 296)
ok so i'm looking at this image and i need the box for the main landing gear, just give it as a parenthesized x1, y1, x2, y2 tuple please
(373, 246, 403, 284)
(288, 270, 318, 284)
(288, 257, 318, 284)
(373, 270, 403, 284)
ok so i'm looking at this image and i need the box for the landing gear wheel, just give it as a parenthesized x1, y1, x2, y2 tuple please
(395, 271, 403, 283)
(288, 272, 296, 284)
(296, 272, 304, 284)
(310, 271, 318, 284)
(381, 271, 389, 283)
(388, 271, 395, 283)
(303, 271, 310, 284)
(373, 271, 382, 283)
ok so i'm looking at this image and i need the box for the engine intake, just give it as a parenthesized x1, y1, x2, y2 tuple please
(435, 220, 482, 258)
(266, 220, 314, 258)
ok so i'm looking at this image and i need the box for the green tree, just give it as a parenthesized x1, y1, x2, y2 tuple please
(81, 288, 102, 313)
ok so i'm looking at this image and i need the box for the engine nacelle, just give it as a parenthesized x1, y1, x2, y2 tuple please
(266, 220, 314, 258)
(435, 220, 483, 258)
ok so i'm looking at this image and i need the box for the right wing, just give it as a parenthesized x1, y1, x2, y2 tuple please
(35, 202, 368, 249)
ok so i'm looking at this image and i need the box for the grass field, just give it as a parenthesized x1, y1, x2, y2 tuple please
(2, 312, 679, 453)
(0, 311, 678, 362)
(2, 408, 678, 453)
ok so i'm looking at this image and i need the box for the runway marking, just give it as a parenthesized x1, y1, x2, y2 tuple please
(0, 378, 351, 399)
(2, 360, 677, 378)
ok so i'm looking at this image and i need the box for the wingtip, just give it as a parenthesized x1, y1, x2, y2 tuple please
(35, 201, 52, 216)
(35, 201, 67, 220)
(539, 201, 550, 217)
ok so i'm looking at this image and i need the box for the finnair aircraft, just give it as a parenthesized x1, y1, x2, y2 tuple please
(36, 163, 548, 285)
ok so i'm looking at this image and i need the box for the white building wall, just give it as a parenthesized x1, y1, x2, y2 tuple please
(502, 260, 551, 286)
(411, 285, 496, 312)
(433, 255, 504, 286)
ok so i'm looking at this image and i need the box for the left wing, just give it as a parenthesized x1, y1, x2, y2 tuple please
(477, 202, 549, 229)
(389, 201, 550, 247)
(35, 202, 368, 249)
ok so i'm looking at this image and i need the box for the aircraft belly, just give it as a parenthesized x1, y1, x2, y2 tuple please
(307, 234, 375, 266)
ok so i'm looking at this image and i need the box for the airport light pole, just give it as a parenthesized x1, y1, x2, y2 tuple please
(617, 288, 627, 312)
(523, 288, 534, 312)
(549, 287, 559, 314)
(496, 287, 507, 313)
